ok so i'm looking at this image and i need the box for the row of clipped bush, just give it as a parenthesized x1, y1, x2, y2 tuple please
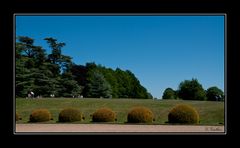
(16, 104, 200, 124)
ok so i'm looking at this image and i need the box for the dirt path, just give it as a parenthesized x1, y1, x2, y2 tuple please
(15, 124, 225, 134)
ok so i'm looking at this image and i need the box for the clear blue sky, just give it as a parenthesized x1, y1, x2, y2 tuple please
(16, 15, 225, 99)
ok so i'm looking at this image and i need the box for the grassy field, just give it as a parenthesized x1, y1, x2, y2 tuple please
(15, 98, 225, 125)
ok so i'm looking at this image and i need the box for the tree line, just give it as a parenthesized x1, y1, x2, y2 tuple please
(16, 36, 152, 99)
(162, 78, 224, 101)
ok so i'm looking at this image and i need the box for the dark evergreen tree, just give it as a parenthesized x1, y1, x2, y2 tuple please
(59, 72, 82, 97)
(16, 36, 39, 97)
(44, 37, 67, 76)
(85, 70, 112, 98)
(16, 36, 152, 99)
(44, 37, 65, 65)
(17, 36, 35, 58)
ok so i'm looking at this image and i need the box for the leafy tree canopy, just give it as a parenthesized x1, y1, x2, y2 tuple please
(162, 88, 176, 99)
(206, 86, 224, 101)
(177, 78, 207, 100)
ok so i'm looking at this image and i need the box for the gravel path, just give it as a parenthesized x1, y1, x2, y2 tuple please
(15, 124, 225, 134)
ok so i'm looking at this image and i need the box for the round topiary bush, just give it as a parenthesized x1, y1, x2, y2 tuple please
(92, 108, 116, 122)
(58, 108, 83, 122)
(168, 104, 200, 124)
(127, 106, 154, 123)
(29, 109, 52, 122)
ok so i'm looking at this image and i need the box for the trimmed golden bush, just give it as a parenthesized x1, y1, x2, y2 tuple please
(29, 109, 52, 122)
(92, 108, 116, 122)
(58, 108, 83, 122)
(127, 106, 154, 123)
(16, 112, 20, 121)
(168, 104, 200, 124)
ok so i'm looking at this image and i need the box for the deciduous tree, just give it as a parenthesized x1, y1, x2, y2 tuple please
(206, 86, 224, 101)
(177, 78, 206, 100)
(162, 88, 176, 99)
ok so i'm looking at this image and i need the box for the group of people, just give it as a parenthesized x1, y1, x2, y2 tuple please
(27, 91, 34, 98)
(26, 91, 84, 99)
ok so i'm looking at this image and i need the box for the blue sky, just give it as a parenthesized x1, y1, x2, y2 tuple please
(16, 15, 225, 99)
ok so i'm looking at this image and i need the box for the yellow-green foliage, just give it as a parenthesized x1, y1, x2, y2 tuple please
(127, 106, 154, 123)
(29, 109, 52, 122)
(58, 108, 83, 122)
(92, 108, 116, 122)
(168, 104, 200, 124)
(16, 112, 20, 121)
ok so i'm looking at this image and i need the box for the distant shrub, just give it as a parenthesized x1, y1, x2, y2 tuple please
(92, 108, 116, 122)
(127, 106, 154, 123)
(168, 104, 199, 124)
(29, 109, 52, 122)
(162, 88, 176, 99)
(58, 108, 83, 122)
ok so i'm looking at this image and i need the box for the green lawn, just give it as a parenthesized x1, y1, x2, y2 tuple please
(16, 98, 225, 125)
